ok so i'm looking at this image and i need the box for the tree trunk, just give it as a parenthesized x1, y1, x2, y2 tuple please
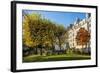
(51, 43, 54, 55)
(58, 37, 61, 51)
(40, 47, 42, 55)
(35, 46, 38, 54)
(81, 44, 84, 54)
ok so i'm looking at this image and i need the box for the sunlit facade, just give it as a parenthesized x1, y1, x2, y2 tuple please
(67, 13, 91, 50)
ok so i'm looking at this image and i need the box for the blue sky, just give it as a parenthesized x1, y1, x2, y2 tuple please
(23, 10, 86, 28)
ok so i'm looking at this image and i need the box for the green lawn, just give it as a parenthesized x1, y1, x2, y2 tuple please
(23, 54, 91, 62)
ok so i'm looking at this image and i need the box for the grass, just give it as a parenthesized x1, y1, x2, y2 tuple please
(23, 54, 91, 62)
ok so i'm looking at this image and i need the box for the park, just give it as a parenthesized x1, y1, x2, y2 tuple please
(22, 10, 91, 62)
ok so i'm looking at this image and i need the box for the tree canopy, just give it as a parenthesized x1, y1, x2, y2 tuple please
(23, 13, 67, 55)
(76, 28, 90, 47)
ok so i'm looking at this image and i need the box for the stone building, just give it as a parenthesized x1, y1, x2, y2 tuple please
(67, 13, 91, 50)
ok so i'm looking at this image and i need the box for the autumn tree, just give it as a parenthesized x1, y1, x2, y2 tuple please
(23, 13, 57, 55)
(76, 28, 90, 49)
(23, 12, 67, 56)
(54, 25, 66, 51)
(23, 13, 41, 55)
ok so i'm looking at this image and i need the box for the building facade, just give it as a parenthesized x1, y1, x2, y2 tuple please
(67, 13, 91, 50)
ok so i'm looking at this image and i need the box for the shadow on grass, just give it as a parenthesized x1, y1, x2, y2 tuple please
(23, 54, 91, 62)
